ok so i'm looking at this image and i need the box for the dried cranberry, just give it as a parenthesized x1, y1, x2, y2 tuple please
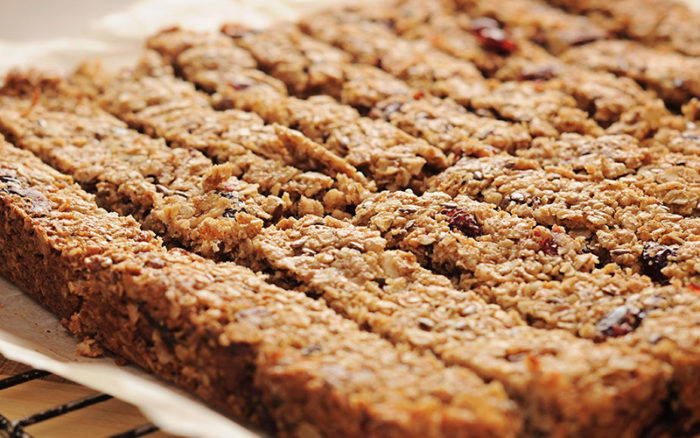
(446, 208, 480, 237)
(640, 242, 676, 282)
(596, 305, 645, 338)
(228, 82, 251, 91)
(413, 91, 425, 100)
(539, 237, 559, 255)
(470, 18, 517, 54)
(689, 284, 700, 292)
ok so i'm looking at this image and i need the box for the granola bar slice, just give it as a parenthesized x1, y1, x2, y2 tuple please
(467, 80, 602, 137)
(298, 10, 602, 137)
(351, 189, 689, 340)
(0, 80, 281, 257)
(338, 0, 679, 139)
(548, 67, 679, 138)
(224, 25, 531, 156)
(146, 29, 449, 190)
(371, 94, 531, 155)
(428, 154, 700, 285)
(504, 133, 700, 216)
(296, 12, 489, 106)
(517, 133, 647, 179)
(355, 0, 555, 75)
(0, 138, 520, 438)
(352, 190, 597, 287)
(544, 0, 700, 57)
(608, 292, 700, 427)
(90, 71, 371, 215)
(241, 214, 670, 438)
(449, 0, 608, 54)
(562, 40, 700, 107)
(620, 151, 700, 217)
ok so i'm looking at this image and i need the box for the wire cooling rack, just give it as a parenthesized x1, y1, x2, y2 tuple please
(0, 368, 160, 438)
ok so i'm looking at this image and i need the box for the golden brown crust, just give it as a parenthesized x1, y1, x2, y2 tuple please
(0, 137, 521, 438)
(2, 0, 700, 435)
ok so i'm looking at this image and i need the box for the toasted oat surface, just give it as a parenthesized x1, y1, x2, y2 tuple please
(1, 0, 700, 436)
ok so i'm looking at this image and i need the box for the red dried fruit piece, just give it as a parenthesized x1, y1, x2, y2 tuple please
(539, 237, 559, 256)
(228, 82, 251, 91)
(532, 228, 559, 255)
(413, 91, 425, 100)
(640, 242, 676, 282)
(446, 208, 480, 237)
(470, 17, 518, 54)
(689, 284, 700, 292)
(596, 305, 645, 339)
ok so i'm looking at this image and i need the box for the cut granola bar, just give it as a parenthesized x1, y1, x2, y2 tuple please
(544, 0, 700, 56)
(146, 29, 449, 190)
(89, 70, 372, 215)
(428, 153, 700, 285)
(563, 40, 700, 107)
(240, 214, 670, 438)
(0, 137, 520, 438)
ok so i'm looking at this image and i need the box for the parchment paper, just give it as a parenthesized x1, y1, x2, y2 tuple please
(0, 1, 340, 437)
(1, 0, 698, 437)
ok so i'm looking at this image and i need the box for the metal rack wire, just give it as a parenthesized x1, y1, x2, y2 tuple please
(0, 369, 159, 438)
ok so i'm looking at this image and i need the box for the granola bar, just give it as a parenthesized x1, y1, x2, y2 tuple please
(608, 292, 700, 427)
(350, 189, 687, 340)
(146, 29, 449, 190)
(336, 0, 679, 138)
(562, 40, 700, 107)
(544, 0, 700, 56)
(241, 214, 670, 438)
(225, 25, 537, 155)
(0, 81, 279, 257)
(296, 12, 490, 106)
(0, 138, 520, 438)
(89, 71, 372, 215)
(298, 10, 603, 137)
(449, 0, 608, 54)
(428, 153, 700, 285)
(371, 94, 531, 155)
